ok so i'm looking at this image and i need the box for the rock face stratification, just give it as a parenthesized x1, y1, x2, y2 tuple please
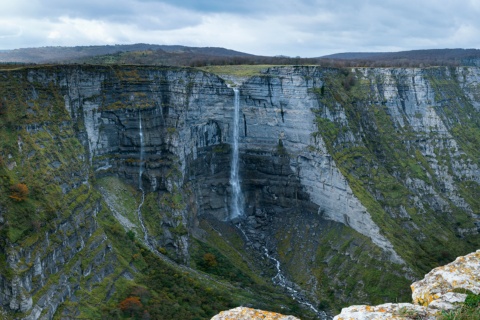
(0, 65, 479, 319)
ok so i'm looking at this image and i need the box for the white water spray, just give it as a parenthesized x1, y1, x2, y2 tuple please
(230, 87, 243, 219)
(137, 112, 149, 246)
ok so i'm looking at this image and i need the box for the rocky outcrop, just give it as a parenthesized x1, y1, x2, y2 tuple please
(333, 250, 480, 319)
(211, 307, 300, 320)
(412, 249, 480, 307)
(333, 303, 436, 320)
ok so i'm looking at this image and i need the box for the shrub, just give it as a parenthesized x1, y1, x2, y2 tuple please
(119, 296, 143, 317)
(0, 100, 6, 115)
(9, 183, 29, 201)
(203, 253, 218, 268)
(465, 293, 480, 308)
(126, 230, 135, 241)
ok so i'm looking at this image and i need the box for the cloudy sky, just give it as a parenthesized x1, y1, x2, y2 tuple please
(1, 0, 480, 57)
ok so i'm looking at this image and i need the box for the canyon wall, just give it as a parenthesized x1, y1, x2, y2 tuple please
(0, 65, 479, 319)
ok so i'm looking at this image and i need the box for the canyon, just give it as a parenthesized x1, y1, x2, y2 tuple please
(0, 64, 479, 319)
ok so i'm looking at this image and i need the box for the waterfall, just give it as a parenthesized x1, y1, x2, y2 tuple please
(138, 112, 145, 190)
(230, 87, 243, 219)
(137, 111, 149, 246)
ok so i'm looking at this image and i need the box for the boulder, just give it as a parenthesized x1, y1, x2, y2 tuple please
(211, 307, 300, 320)
(333, 303, 437, 320)
(412, 249, 480, 306)
(334, 250, 480, 320)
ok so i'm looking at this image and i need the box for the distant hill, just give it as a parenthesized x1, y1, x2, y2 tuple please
(320, 52, 387, 60)
(320, 48, 480, 66)
(2, 45, 480, 68)
(0, 43, 254, 64)
(69, 48, 262, 67)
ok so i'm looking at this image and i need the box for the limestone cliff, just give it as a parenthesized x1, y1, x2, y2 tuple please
(0, 64, 479, 319)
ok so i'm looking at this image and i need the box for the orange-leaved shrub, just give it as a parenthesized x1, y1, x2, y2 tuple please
(203, 253, 218, 268)
(9, 183, 29, 201)
(119, 296, 143, 317)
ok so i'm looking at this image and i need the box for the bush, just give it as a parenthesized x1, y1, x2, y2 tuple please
(9, 183, 29, 201)
(465, 293, 480, 308)
(203, 253, 218, 268)
(0, 100, 6, 115)
(127, 230, 135, 241)
(119, 296, 143, 317)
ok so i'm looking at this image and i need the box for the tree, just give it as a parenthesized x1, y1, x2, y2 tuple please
(9, 183, 29, 201)
(0, 100, 6, 115)
(203, 253, 218, 268)
(119, 296, 143, 317)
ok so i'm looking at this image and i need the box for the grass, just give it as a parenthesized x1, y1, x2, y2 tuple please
(197, 65, 274, 77)
(195, 218, 266, 286)
(310, 67, 480, 274)
(96, 176, 142, 233)
(440, 292, 480, 319)
(275, 217, 411, 313)
(81, 205, 313, 320)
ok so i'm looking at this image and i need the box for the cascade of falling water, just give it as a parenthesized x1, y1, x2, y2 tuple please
(237, 224, 328, 319)
(230, 87, 243, 219)
(137, 111, 149, 246)
(263, 248, 328, 319)
(139, 112, 145, 190)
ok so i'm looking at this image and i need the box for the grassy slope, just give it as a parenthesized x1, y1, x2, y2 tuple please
(197, 65, 272, 77)
(310, 67, 480, 274)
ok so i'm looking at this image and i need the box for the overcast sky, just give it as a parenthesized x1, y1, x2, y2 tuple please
(1, 0, 480, 57)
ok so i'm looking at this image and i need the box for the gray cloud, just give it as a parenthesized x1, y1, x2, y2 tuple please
(1, 0, 480, 56)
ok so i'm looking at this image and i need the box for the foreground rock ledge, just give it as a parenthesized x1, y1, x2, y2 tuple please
(334, 250, 480, 320)
(211, 307, 300, 320)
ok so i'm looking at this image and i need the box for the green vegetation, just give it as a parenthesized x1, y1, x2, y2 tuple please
(96, 176, 144, 238)
(309, 67, 480, 297)
(197, 65, 272, 77)
(440, 292, 480, 320)
(197, 218, 265, 285)
(275, 217, 411, 313)
(0, 68, 89, 245)
(63, 202, 311, 320)
(190, 237, 255, 287)
(426, 67, 480, 162)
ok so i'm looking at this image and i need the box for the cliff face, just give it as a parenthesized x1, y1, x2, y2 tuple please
(0, 65, 479, 319)
(236, 66, 480, 308)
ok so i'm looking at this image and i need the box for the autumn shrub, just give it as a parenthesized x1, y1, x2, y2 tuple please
(203, 253, 218, 268)
(9, 183, 29, 201)
(119, 296, 143, 317)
